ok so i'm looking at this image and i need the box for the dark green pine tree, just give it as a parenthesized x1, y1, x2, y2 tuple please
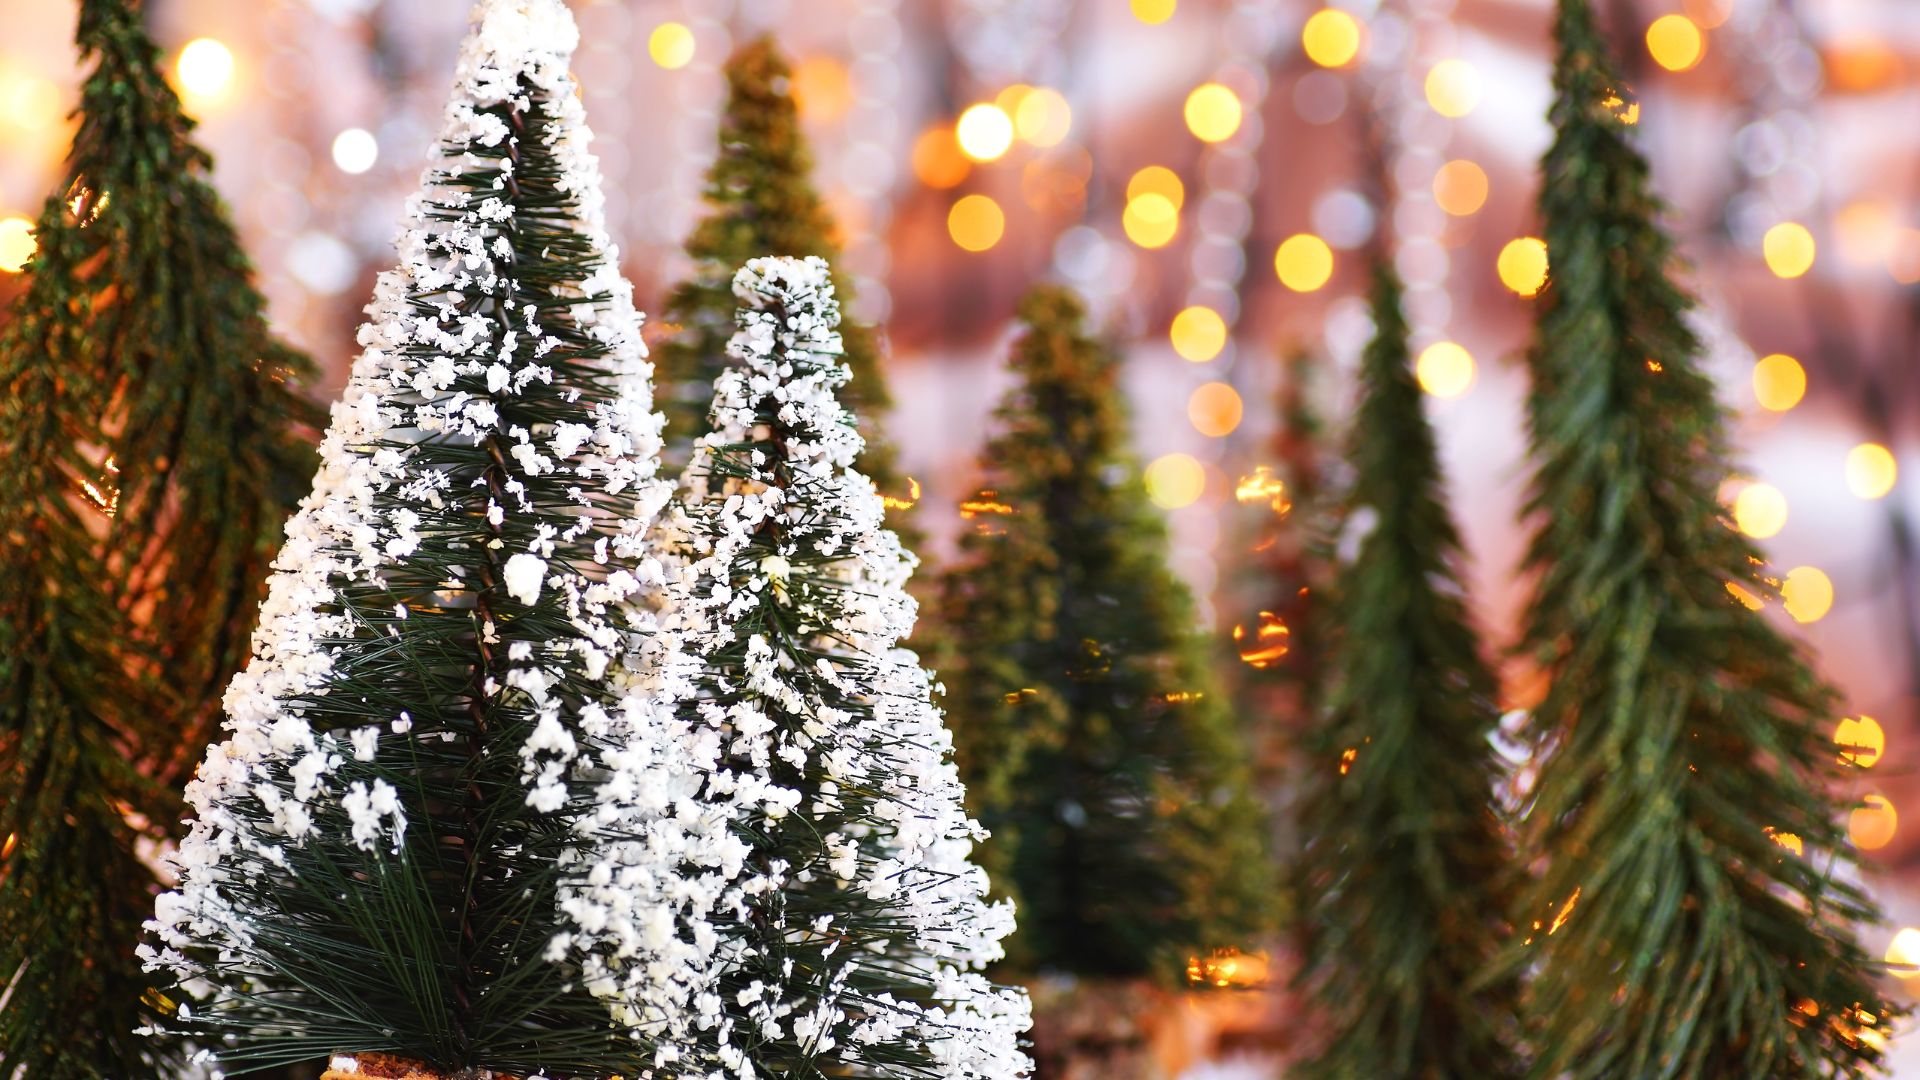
(936, 285, 1270, 976)
(1292, 264, 1519, 1078)
(656, 37, 911, 526)
(0, 1, 315, 1075)
(1506, 2, 1897, 1074)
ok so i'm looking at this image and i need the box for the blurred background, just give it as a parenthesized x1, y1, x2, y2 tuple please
(2, 0, 1918, 1072)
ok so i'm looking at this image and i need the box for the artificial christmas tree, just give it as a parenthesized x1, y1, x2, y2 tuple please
(935, 286, 1269, 978)
(1291, 264, 1519, 1078)
(1, 0, 315, 1074)
(142, 2, 684, 1074)
(1504, 2, 1896, 1074)
(656, 38, 911, 530)
(572, 255, 1029, 1077)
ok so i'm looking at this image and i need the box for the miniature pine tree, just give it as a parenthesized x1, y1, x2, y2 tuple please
(1292, 264, 1519, 1078)
(656, 38, 912, 529)
(141, 3, 686, 1074)
(1, 0, 315, 1073)
(1506, 2, 1897, 1073)
(571, 255, 1029, 1076)
(935, 286, 1270, 976)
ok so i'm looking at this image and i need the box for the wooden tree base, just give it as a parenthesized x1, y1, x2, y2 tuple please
(319, 1054, 497, 1080)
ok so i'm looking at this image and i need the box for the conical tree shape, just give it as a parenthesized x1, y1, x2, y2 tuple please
(1, 0, 315, 1073)
(935, 286, 1269, 976)
(574, 255, 1028, 1076)
(1506, 3, 1896, 1074)
(1292, 265, 1519, 1079)
(142, 3, 681, 1074)
(656, 37, 912, 531)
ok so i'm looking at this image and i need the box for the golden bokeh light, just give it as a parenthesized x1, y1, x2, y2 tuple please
(1170, 306, 1227, 362)
(1132, 0, 1177, 24)
(1646, 14, 1706, 72)
(1763, 222, 1816, 279)
(792, 56, 854, 121)
(947, 194, 1005, 252)
(1274, 233, 1334, 292)
(1731, 481, 1787, 539)
(1845, 443, 1897, 500)
(176, 38, 235, 100)
(1235, 612, 1292, 668)
(1424, 59, 1480, 118)
(3, 73, 60, 132)
(1123, 193, 1180, 249)
(1146, 453, 1206, 509)
(0, 216, 34, 274)
(1683, 0, 1734, 29)
(1727, 580, 1766, 611)
(956, 103, 1015, 162)
(1781, 566, 1834, 624)
(1850, 794, 1897, 851)
(1836, 716, 1886, 770)
(1497, 237, 1550, 297)
(911, 126, 970, 189)
(1188, 382, 1244, 437)
(648, 22, 696, 69)
(1302, 9, 1363, 69)
(1415, 341, 1475, 399)
(1752, 354, 1806, 412)
(1014, 87, 1072, 147)
(1128, 165, 1185, 211)
(1433, 159, 1489, 216)
(1184, 83, 1243, 143)
(1885, 928, 1920, 979)
(1767, 827, 1804, 856)
(1236, 467, 1291, 514)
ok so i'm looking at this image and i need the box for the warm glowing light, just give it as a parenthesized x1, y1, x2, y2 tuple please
(1497, 237, 1550, 296)
(1416, 342, 1475, 399)
(793, 57, 855, 121)
(1726, 581, 1765, 611)
(1235, 468, 1291, 514)
(331, 128, 378, 175)
(1170, 306, 1227, 362)
(1188, 382, 1243, 438)
(1885, 928, 1920, 979)
(1433, 159, 1489, 216)
(1146, 453, 1206, 509)
(1301, 9, 1363, 68)
(956, 103, 1015, 161)
(1185, 948, 1270, 989)
(1132, 0, 1177, 24)
(1683, 0, 1734, 29)
(1123, 193, 1179, 249)
(1763, 222, 1816, 279)
(1731, 482, 1787, 539)
(0, 216, 34, 274)
(1767, 828, 1805, 857)
(1835, 716, 1886, 770)
(648, 22, 696, 69)
(1646, 14, 1706, 72)
(1184, 83, 1243, 143)
(960, 491, 1014, 518)
(1234, 612, 1292, 667)
(947, 195, 1005, 252)
(911, 126, 970, 189)
(1850, 794, 1897, 851)
(176, 38, 235, 100)
(1845, 443, 1897, 500)
(1781, 566, 1834, 624)
(2, 74, 60, 132)
(1424, 59, 1480, 118)
(1600, 90, 1641, 125)
(882, 477, 922, 512)
(1752, 354, 1806, 412)
(1548, 887, 1581, 935)
(1128, 166, 1185, 211)
(1274, 233, 1334, 292)
(1014, 87, 1072, 147)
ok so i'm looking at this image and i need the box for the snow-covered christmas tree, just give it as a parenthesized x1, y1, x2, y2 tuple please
(141, 2, 685, 1075)
(565, 255, 1030, 1078)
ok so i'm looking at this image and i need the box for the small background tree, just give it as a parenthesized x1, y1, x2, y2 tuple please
(1503, 2, 1898, 1074)
(935, 285, 1270, 981)
(1, 0, 315, 1074)
(656, 37, 912, 533)
(1291, 264, 1520, 1078)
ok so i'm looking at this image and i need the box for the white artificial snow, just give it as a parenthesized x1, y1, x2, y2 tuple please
(502, 551, 547, 604)
(564, 256, 1031, 1077)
